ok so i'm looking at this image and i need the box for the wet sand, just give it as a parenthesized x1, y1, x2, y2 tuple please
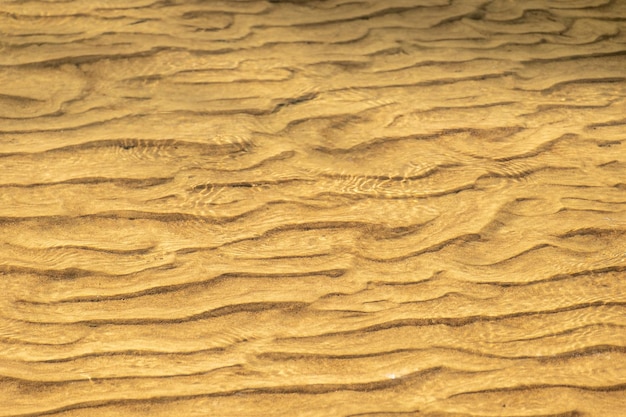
(1, 0, 625, 416)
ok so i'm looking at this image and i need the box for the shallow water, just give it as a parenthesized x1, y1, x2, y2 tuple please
(1, 0, 625, 416)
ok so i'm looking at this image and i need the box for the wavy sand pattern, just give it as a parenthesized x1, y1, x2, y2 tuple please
(0, 0, 625, 416)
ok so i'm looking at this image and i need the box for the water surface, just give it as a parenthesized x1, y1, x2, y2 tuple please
(0, 0, 625, 416)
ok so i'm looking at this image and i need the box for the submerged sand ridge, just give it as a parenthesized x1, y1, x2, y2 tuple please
(0, 0, 625, 416)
